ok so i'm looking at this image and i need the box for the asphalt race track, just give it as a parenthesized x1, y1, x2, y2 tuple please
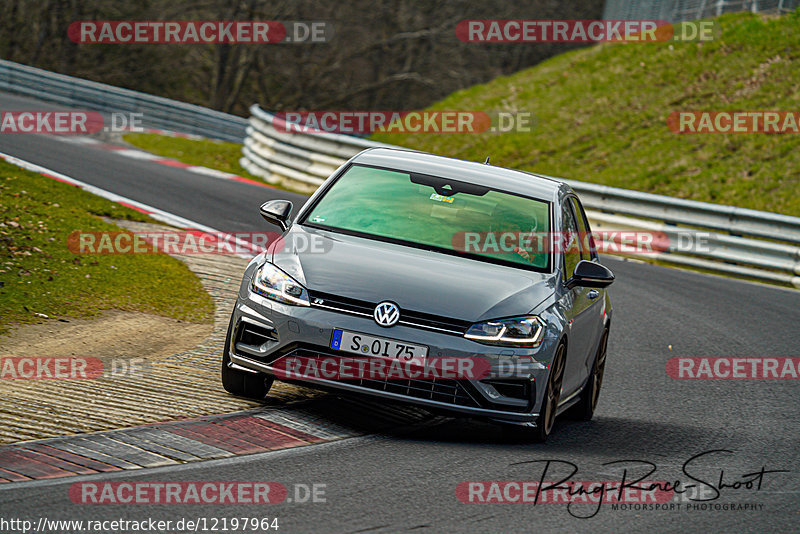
(1, 91, 799, 532)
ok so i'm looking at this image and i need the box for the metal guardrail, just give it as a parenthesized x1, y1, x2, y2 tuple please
(0, 59, 247, 142)
(240, 104, 393, 190)
(242, 104, 800, 287)
(0, 59, 795, 287)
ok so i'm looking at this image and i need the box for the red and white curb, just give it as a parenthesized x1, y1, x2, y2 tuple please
(0, 408, 353, 482)
(0, 398, 434, 483)
(56, 135, 269, 188)
(134, 127, 207, 140)
(0, 151, 263, 258)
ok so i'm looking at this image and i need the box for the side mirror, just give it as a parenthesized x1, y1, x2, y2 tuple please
(567, 260, 615, 289)
(259, 200, 293, 231)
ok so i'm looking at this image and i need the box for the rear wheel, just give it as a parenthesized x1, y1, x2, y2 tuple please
(569, 328, 608, 421)
(221, 315, 273, 399)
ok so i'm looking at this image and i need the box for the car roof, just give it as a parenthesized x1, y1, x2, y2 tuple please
(351, 147, 566, 202)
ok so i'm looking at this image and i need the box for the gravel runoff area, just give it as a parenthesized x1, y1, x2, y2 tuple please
(0, 219, 316, 444)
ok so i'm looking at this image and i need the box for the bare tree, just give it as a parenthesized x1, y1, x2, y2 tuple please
(0, 0, 605, 114)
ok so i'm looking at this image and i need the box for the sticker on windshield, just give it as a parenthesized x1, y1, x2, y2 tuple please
(310, 215, 326, 223)
(429, 193, 454, 203)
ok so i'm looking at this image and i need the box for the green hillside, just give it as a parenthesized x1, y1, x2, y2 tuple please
(372, 12, 800, 216)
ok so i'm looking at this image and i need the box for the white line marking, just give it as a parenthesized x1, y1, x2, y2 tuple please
(50, 134, 272, 189)
(0, 151, 264, 258)
(186, 166, 238, 179)
(113, 149, 163, 160)
(53, 136, 101, 145)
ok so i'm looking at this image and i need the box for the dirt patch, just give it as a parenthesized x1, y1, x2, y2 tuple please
(0, 310, 211, 361)
(0, 220, 314, 445)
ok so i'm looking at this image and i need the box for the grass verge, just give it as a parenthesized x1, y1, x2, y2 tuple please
(123, 132, 260, 179)
(0, 159, 214, 335)
(371, 11, 800, 216)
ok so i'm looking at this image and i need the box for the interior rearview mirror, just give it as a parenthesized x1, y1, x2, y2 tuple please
(259, 199, 293, 231)
(567, 260, 615, 289)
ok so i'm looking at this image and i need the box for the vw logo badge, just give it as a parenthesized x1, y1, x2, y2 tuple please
(374, 301, 400, 327)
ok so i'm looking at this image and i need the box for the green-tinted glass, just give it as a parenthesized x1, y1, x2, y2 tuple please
(305, 165, 550, 270)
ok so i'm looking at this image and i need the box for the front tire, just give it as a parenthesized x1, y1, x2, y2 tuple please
(501, 343, 567, 443)
(529, 342, 566, 442)
(221, 315, 273, 400)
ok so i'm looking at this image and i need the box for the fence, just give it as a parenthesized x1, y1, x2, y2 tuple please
(0, 59, 247, 142)
(241, 104, 800, 287)
(602, 0, 796, 22)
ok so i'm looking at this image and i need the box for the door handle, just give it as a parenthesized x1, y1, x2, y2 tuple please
(587, 290, 600, 300)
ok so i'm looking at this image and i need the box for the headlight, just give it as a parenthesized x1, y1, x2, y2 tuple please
(464, 316, 544, 347)
(252, 262, 310, 306)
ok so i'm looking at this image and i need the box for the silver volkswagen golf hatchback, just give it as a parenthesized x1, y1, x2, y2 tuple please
(222, 147, 614, 441)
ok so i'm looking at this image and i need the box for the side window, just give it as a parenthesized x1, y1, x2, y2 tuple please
(569, 197, 595, 260)
(561, 201, 580, 283)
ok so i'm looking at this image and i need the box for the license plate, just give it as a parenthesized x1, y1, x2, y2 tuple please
(330, 329, 427, 365)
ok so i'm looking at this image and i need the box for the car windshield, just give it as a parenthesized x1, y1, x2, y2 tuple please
(302, 164, 551, 271)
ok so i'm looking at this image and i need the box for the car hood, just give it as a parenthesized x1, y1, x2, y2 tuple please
(271, 226, 557, 322)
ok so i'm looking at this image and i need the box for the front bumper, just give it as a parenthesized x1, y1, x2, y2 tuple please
(227, 285, 562, 424)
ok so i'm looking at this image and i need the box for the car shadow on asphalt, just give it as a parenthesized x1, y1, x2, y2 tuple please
(385, 415, 723, 457)
(279, 393, 720, 457)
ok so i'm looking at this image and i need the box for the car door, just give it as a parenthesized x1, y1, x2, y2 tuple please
(569, 196, 606, 386)
(557, 197, 596, 396)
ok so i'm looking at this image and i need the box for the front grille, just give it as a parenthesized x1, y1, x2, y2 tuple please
(308, 291, 373, 316)
(281, 347, 485, 409)
(308, 290, 472, 335)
